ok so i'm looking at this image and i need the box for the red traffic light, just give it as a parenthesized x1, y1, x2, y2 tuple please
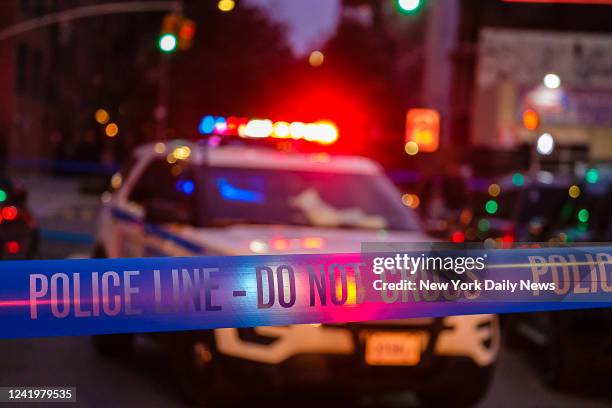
(178, 19, 196, 50)
(405, 108, 440, 153)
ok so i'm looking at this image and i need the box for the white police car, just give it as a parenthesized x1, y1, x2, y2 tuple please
(92, 136, 499, 406)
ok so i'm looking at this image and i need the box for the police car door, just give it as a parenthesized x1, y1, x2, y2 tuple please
(124, 158, 197, 258)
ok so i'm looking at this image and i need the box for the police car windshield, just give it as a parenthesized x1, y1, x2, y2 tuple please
(199, 167, 420, 231)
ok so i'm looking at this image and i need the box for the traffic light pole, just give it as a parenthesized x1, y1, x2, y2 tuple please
(0, 1, 180, 41)
(156, 54, 171, 140)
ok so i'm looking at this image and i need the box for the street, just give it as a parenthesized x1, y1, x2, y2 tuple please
(0, 335, 608, 408)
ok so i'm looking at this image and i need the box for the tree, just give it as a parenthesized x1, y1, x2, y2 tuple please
(168, 1, 294, 137)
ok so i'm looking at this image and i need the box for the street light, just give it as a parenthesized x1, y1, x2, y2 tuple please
(543, 73, 561, 89)
(536, 132, 554, 155)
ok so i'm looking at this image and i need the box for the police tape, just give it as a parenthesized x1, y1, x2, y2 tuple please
(0, 245, 610, 339)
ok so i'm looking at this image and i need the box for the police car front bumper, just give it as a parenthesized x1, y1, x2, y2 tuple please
(216, 316, 499, 393)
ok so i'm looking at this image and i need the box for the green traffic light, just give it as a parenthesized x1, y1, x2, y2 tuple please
(158, 33, 177, 53)
(485, 200, 498, 215)
(396, 0, 424, 14)
(0, 190, 6, 202)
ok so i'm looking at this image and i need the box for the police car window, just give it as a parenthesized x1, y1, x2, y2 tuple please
(200, 167, 420, 231)
(129, 159, 196, 222)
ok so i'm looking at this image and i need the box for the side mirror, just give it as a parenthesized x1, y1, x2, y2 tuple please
(143, 200, 194, 225)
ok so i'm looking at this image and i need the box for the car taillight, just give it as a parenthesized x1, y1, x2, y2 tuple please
(451, 231, 465, 243)
(5, 241, 20, 254)
(1, 206, 17, 221)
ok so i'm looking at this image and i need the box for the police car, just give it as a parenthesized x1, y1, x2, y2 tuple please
(92, 118, 499, 406)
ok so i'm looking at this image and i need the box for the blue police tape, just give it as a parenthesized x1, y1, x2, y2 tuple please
(0, 245, 610, 339)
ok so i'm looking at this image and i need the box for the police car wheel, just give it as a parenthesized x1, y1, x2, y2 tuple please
(92, 334, 134, 357)
(172, 332, 239, 406)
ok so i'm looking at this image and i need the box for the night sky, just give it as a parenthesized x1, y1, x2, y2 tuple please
(245, 0, 341, 56)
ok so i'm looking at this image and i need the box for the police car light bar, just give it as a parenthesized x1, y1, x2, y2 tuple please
(198, 115, 339, 145)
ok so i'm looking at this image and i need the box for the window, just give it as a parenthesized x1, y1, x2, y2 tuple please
(129, 159, 196, 225)
(199, 167, 420, 231)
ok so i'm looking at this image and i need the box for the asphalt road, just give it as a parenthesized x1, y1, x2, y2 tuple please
(0, 334, 609, 408)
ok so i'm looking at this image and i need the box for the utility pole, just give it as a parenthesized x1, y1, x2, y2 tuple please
(156, 55, 171, 140)
(0, 1, 183, 142)
(0, 1, 180, 41)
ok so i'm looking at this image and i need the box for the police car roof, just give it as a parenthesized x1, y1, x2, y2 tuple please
(135, 140, 383, 175)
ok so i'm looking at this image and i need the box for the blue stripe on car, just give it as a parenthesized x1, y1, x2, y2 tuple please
(110, 207, 204, 254)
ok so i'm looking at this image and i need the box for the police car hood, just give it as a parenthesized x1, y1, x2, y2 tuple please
(179, 225, 431, 256)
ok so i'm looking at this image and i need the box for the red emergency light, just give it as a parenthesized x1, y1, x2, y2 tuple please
(199, 115, 339, 145)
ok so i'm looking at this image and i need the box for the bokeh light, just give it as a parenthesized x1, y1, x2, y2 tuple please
(94, 108, 109, 125)
(105, 122, 119, 137)
(585, 168, 599, 184)
(485, 199, 498, 215)
(543, 73, 561, 89)
(478, 219, 490, 232)
(488, 183, 501, 197)
(158, 33, 177, 53)
(397, 0, 423, 13)
(309, 51, 324, 67)
(218, 0, 235, 12)
(522, 108, 539, 131)
(568, 185, 580, 199)
(405, 141, 419, 155)
(512, 173, 524, 187)
(536, 132, 554, 155)
(401, 193, 420, 209)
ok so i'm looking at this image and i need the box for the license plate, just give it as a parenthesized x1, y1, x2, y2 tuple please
(364, 332, 425, 366)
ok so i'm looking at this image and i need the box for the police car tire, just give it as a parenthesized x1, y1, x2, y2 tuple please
(172, 332, 241, 406)
(92, 334, 134, 357)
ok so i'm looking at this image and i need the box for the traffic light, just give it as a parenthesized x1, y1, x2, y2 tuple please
(405, 108, 440, 153)
(396, 0, 425, 14)
(178, 18, 196, 50)
(159, 13, 179, 53)
(159, 13, 196, 53)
